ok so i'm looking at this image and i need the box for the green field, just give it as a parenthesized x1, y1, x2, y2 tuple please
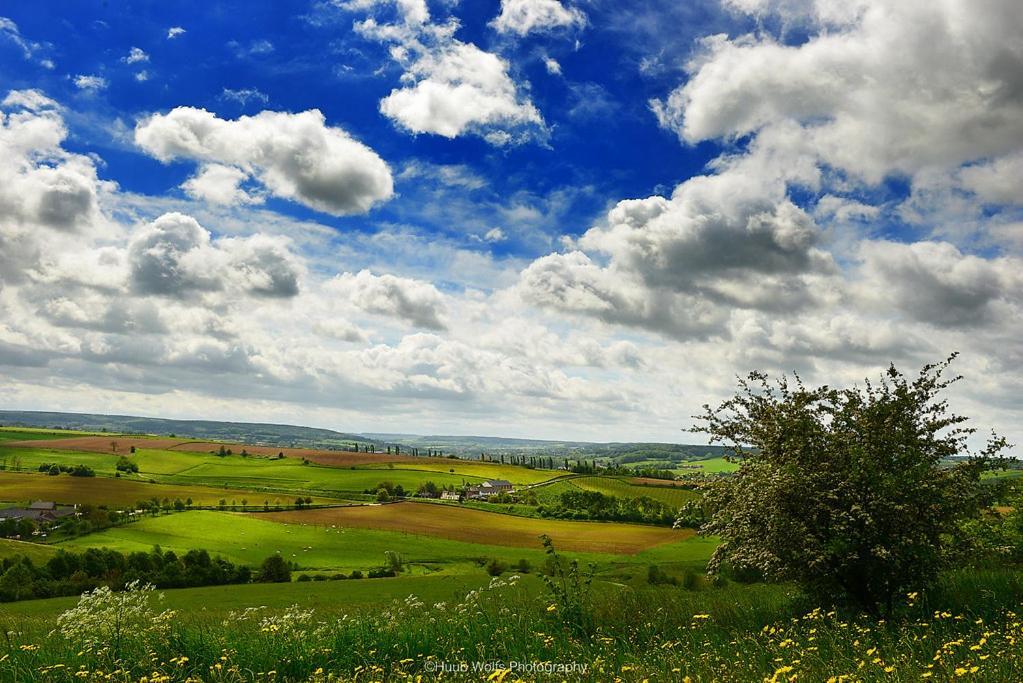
(0, 471, 344, 507)
(359, 460, 559, 484)
(674, 456, 739, 475)
(54, 510, 714, 572)
(533, 475, 701, 507)
(0, 538, 58, 562)
(0, 445, 544, 500)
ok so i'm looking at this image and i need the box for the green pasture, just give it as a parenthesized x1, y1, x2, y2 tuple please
(0, 446, 486, 497)
(674, 456, 739, 475)
(534, 476, 701, 507)
(55, 510, 713, 572)
(359, 459, 559, 485)
(0, 538, 58, 563)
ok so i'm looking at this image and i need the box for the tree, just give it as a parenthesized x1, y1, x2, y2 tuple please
(257, 554, 291, 583)
(696, 355, 1007, 615)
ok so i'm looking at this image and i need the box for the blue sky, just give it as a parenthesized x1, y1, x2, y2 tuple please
(1, 0, 1021, 446)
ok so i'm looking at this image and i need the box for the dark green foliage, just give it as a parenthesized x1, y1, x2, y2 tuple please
(115, 456, 138, 473)
(0, 546, 252, 602)
(256, 554, 291, 583)
(538, 490, 678, 525)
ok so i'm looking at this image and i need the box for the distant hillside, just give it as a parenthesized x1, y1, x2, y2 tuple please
(0, 411, 367, 449)
(0, 411, 728, 463)
(363, 433, 730, 462)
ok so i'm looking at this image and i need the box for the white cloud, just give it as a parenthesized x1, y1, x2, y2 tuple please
(73, 75, 108, 91)
(351, 1, 548, 145)
(166, 27, 186, 39)
(123, 47, 149, 64)
(651, 0, 1023, 185)
(959, 152, 1023, 206)
(181, 164, 262, 206)
(378, 41, 546, 144)
(220, 87, 269, 106)
(127, 212, 301, 299)
(483, 227, 506, 242)
(543, 56, 562, 75)
(855, 240, 1023, 328)
(134, 71, 150, 82)
(326, 270, 448, 329)
(135, 107, 394, 215)
(490, 0, 586, 37)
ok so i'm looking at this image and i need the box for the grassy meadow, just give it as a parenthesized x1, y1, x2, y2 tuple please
(532, 475, 701, 506)
(53, 509, 708, 570)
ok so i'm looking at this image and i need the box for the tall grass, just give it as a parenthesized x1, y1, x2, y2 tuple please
(2, 569, 1022, 681)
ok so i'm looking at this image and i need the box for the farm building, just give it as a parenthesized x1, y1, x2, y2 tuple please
(480, 480, 513, 495)
(440, 490, 460, 501)
(464, 480, 514, 499)
(0, 501, 77, 523)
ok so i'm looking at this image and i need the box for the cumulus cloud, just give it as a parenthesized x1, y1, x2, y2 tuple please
(135, 107, 393, 215)
(327, 270, 448, 329)
(490, 0, 586, 36)
(378, 41, 546, 144)
(856, 240, 1023, 328)
(127, 212, 301, 299)
(651, 0, 1023, 184)
(518, 133, 835, 338)
(959, 153, 1023, 206)
(519, 251, 729, 340)
(351, 1, 548, 145)
(181, 164, 261, 205)
(166, 26, 186, 39)
(0, 90, 109, 242)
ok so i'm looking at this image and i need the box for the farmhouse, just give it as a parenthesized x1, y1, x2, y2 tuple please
(440, 490, 460, 501)
(479, 479, 513, 496)
(0, 500, 77, 523)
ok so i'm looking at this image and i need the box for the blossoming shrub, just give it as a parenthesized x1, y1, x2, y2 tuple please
(53, 580, 175, 664)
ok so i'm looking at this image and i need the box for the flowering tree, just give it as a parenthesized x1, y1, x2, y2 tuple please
(696, 354, 1008, 614)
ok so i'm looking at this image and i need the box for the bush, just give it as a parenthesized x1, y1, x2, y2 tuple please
(115, 457, 138, 473)
(698, 355, 1008, 615)
(485, 558, 507, 576)
(256, 554, 291, 583)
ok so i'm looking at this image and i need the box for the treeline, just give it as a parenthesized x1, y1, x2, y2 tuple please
(0, 546, 286, 602)
(537, 490, 679, 526)
(36, 463, 95, 477)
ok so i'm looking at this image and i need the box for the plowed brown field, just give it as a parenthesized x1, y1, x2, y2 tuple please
(258, 501, 691, 554)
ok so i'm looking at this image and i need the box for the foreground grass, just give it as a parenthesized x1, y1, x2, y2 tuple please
(2, 569, 1022, 681)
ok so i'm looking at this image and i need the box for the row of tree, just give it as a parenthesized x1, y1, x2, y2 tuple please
(0, 546, 275, 602)
(538, 490, 680, 525)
